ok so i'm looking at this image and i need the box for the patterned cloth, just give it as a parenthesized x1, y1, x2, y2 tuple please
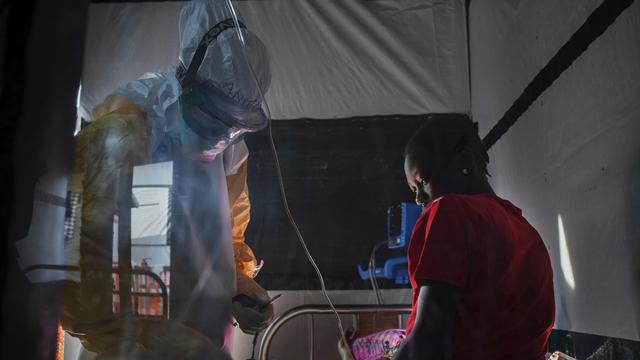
(351, 329, 405, 360)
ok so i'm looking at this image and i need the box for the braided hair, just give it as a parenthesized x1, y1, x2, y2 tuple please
(404, 113, 490, 180)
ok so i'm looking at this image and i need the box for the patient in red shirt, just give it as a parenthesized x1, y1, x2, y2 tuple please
(396, 114, 555, 360)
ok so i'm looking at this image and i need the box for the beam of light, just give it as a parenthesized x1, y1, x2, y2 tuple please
(557, 214, 576, 290)
(76, 83, 82, 109)
(74, 83, 82, 136)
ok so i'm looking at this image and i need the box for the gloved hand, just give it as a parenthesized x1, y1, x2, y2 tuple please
(232, 273, 274, 334)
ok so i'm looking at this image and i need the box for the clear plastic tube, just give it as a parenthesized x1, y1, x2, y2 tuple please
(224, 0, 349, 347)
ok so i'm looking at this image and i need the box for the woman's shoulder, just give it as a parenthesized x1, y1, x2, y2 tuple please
(441, 193, 519, 209)
(428, 193, 477, 212)
(416, 195, 471, 225)
(432, 193, 523, 221)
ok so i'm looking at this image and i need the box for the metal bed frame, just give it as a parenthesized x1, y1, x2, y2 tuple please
(259, 304, 412, 360)
(23, 264, 169, 319)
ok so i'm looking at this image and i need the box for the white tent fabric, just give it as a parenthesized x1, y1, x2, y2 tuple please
(79, 0, 469, 120)
(470, 0, 640, 341)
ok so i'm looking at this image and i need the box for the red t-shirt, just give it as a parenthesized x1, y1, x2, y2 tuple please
(406, 194, 554, 360)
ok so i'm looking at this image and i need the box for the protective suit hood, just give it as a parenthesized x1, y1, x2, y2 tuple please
(111, 0, 270, 155)
(179, 0, 271, 106)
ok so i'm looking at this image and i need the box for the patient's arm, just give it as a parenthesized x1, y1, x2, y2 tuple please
(393, 283, 462, 360)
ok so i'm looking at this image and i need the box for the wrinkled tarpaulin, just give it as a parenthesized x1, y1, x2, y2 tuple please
(79, 0, 469, 120)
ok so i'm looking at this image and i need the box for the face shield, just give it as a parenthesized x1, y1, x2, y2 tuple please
(177, 0, 270, 153)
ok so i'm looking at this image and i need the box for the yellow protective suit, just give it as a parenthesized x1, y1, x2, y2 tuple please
(84, 95, 260, 279)
(72, 99, 151, 323)
(227, 160, 260, 279)
(63, 96, 264, 355)
(75, 95, 261, 282)
(227, 159, 267, 301)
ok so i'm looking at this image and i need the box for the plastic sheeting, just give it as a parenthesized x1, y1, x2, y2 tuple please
(79, 0, 469, 121)
(14, 172, 70, 282)
(470, 0, 640, 341)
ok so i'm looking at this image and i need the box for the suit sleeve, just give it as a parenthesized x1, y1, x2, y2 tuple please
(226, 160, 260, 279)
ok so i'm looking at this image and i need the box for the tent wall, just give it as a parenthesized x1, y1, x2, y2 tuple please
(470, 0, 640, 341)
(80, 0, 469, 120)
(245, 117, 425, 290)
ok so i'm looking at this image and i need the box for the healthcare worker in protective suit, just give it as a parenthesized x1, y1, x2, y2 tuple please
(65, 0, 273, 358)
